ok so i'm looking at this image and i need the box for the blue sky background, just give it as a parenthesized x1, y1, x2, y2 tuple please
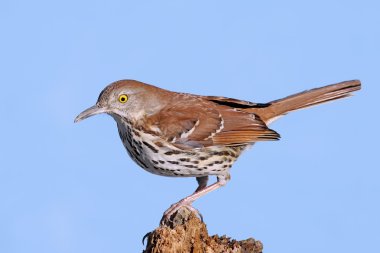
(1, 1, 379, 252)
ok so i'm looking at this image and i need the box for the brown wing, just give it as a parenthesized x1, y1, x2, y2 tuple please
(143, 95, 280, 149)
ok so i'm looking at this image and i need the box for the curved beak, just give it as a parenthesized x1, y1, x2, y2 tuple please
(74, 105, 107, 123)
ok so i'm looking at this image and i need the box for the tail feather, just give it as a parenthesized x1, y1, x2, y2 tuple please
(251, 80, 361, 124)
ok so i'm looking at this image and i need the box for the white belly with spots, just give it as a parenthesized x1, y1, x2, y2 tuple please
(115, 119, 243, 178)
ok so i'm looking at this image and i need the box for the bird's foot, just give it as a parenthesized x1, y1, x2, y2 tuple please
(160, 200, 203, 226)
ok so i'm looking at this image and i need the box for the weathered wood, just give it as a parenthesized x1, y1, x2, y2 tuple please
(143, 207, 263, 253)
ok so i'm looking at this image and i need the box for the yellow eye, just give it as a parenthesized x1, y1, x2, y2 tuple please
(118, 94, 128, 103)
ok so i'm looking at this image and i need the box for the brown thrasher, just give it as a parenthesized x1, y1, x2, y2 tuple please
(75, 79, 361, 220)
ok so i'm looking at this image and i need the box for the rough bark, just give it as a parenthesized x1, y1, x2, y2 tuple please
(143, 207, 263, 253)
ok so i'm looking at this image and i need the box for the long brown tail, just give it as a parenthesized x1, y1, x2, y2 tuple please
(251, 80, 361, 124)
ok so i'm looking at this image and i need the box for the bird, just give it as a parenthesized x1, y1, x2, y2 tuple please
(75, 79, 361, 220)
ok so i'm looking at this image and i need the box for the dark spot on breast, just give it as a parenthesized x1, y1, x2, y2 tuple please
(168, 161, 179, 165)
(153, 165, 163, 171)
(231, 153, 238, 158)
(164, 150, 181, 155)
(132, 129, 141, 137)
(159, 160, 165, 164)
(143, 141, 159, 153)
(211, 151, 230, 156)
(135, 156, 148, 169)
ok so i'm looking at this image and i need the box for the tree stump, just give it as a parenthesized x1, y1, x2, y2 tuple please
(143, 207, 263, 253)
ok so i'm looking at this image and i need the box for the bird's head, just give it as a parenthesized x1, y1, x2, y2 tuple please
(74, 80, 167, 123)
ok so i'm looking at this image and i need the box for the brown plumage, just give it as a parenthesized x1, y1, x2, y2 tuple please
(142, 95, 280, 149)
(75, 79, 361, 220)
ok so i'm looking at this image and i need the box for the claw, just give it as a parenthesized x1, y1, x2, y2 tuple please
(160, 201, 203, 225)
(142, 231, 151, 245)
(183, 205, 203, 222)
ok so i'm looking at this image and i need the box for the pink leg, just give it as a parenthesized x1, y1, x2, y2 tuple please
(161, 175, 229, 223)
